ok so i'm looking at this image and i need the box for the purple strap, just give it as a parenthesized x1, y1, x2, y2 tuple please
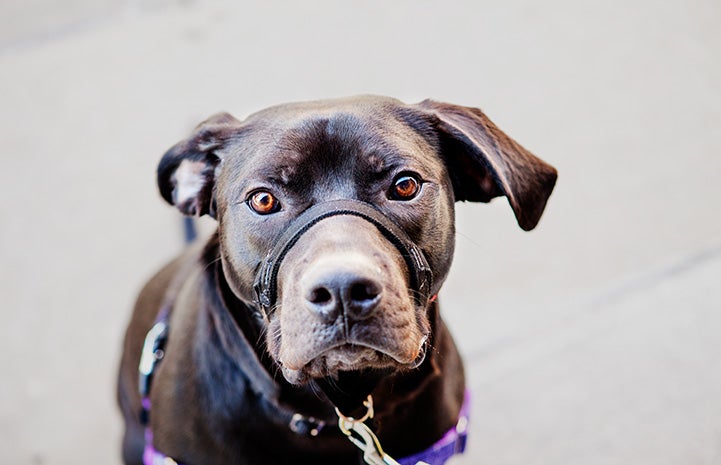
(143, 389, 470, 465)
(143, 429, 164, 465)
(397, 389, 470, 465)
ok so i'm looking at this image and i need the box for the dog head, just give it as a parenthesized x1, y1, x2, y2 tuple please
(157, 96, 557, 385)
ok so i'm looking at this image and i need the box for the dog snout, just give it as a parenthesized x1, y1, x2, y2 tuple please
(275, 216, 420, 377)
(304, 268, 383, 322)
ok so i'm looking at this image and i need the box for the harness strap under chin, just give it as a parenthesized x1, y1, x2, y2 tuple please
(253, 199, 434, 319)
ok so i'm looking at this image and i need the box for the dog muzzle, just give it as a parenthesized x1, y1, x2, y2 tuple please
(252, 199, 433, 320)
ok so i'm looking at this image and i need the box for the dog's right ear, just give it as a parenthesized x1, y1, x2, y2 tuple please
(157, 112, 241, 217)
(414, 100, 557, 231)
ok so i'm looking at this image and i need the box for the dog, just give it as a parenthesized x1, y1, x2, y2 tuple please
(117, 96, 557, 465)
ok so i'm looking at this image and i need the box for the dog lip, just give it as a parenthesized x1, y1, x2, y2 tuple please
(287, 338, 422, 374)
(281, 342, 420, 385)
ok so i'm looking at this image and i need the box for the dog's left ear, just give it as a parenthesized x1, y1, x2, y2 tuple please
(416, 100, 557, 231)
(157, 112, 242, 217)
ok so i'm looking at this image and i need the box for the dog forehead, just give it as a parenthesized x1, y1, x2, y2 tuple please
(244, 96, 428, 150)
(276, 113, 396, 164)
(230, 103, 437, 182)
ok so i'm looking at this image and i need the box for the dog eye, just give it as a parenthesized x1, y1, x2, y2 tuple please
(389, 173, 421, 201)
(248, 190, 281, 214)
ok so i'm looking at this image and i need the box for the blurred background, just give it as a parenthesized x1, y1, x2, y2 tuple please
(1, 1, 720, 464)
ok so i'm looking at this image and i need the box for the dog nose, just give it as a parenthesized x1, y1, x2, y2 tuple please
(305, 272, 382, 322)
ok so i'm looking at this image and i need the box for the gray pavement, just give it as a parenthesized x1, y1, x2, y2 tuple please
(1, 1, 720, 464)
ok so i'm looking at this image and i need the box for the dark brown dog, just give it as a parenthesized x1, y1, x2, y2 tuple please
(117, 96, 557, 465)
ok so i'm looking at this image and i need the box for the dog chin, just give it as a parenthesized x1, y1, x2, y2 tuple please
(280, 343, 426, 385)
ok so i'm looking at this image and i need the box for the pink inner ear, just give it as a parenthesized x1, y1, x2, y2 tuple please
(479, 173, 496, 195)
(172, 159, 209, 213)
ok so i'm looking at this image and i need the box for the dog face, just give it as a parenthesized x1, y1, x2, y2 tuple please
(218, 105, 457, 384)
(157, 96, 557, 385)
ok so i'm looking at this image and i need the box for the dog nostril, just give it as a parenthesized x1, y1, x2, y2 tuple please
(308, 287, 332, 305)
(349, 281, 381, 303)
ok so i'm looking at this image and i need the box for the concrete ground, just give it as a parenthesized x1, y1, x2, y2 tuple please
(1, 1, 720, 464)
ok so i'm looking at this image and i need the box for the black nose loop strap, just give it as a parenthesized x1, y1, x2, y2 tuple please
(253, 199, 432, 319)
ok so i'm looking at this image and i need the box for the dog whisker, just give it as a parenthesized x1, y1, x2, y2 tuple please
(202, 254, 223, 272)
(307, 379, 326, 401)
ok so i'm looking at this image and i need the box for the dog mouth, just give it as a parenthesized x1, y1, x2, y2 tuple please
(280, 337, 428, 385)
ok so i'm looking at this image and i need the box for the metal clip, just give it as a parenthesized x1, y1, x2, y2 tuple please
(335, 396, 401, 465)
(138, 320, 168, 396)
(289, 413, 325, 437)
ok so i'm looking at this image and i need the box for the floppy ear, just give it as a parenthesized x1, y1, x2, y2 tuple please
(416, 100, 557, 231)
(157, 112, 241, 217)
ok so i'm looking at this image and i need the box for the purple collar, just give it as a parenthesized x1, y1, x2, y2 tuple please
(142, 389, 469, 465)
(397, 389, 470, 465)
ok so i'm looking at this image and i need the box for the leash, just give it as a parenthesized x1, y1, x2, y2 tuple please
(336, 395, 408, 465)
(335, 393, 470, 465)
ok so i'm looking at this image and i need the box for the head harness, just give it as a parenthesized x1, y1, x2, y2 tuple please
(253, 199, 433, 319)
